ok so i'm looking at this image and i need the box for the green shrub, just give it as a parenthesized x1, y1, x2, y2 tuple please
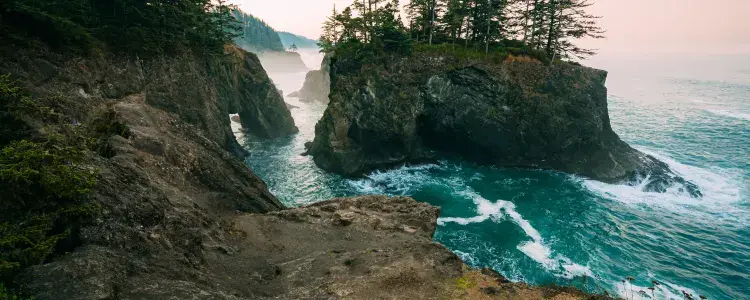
(0, 282, 31, 300)
(0, 75, 33, 146)
(0, 76, 98, 292)
(86, 109, 130, 158)
(413, 42, 549, 65)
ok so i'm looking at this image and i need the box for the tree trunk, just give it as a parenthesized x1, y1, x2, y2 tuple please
(529, 0, 539, 49)
(429, 0, 436, 45)
(485, 0, 491, 55)
(545, 0, 557, 58)
(522, 0, 531, 43)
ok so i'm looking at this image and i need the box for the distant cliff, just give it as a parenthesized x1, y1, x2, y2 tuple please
(294, 53, 331, 103)
(309, 51, 701, 197)
(278, 31, 319, 49)
(232, 9, 285, 53)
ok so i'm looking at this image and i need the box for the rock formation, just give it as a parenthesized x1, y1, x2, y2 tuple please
(309, 53, 701, 197)
(1, 42, 607, 299)
(296, 54, 332, 103)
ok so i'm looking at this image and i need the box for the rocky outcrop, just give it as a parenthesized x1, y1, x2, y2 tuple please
(310, 53, 700, 196)
(256, 50, 309, 74)
(1, 44, 606, 299)
(221, 46, 299, 140)
(0, 44, 292, 298)
(203, 195, 608, 300)
(1, 44, 296, 157)
(296, 53, 331, 103)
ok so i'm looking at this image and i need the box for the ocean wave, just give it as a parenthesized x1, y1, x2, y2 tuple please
(346, 161, 473, 197)
(581, 148, 746, 224)
(438, 189, 592, 280)
(614, 278, 702, 300)
(705, 109, 750, 121)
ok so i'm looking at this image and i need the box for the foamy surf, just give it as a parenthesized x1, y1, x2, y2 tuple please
(346, 163, 460, 196)
(705, 109, 750, 121)
(614, 278, 703, 300)
(438, 190, 593, 280)
(581, 148, 746, 224)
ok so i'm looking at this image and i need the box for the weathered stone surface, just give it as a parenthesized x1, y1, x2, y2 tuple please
(1, 44, 289, 299)
(204, 195, 608, 300)
(310, 53, 700, 196)
(220, 46, 299, 140)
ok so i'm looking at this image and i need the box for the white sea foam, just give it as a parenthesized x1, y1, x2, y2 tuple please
(581, 148, 746, 224)
(453, 250, 477, 266)
(614, 279, 702, 300)
(705, 109, 750, 121)
(347, 163, 445, 195)
(438, 189, 592, 280)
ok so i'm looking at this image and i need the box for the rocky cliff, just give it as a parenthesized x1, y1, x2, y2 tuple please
(294, 53, 331, 103)
(0, 43, 292, 298)
(1, 41, 609, 299)
(309, 53, 700, 197)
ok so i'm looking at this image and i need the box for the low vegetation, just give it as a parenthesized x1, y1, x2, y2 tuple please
(0, 74, 131, 296)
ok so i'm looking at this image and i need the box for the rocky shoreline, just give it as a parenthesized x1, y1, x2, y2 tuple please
(1, 42, 611, 299)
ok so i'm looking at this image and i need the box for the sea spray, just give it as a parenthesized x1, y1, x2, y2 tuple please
(581, 147, 746, 225)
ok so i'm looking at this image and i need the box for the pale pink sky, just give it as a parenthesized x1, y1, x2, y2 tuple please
(233, 0, 750, 54)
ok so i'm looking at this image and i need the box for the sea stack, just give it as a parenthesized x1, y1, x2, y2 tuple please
(309, 52, 701, 197)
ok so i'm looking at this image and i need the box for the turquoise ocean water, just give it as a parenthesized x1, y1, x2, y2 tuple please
(240, 52, 749, 299)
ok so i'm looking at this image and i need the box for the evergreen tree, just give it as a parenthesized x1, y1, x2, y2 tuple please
(320, 0, 602, 61)
(442, 0, 468, 48)
(547, 0, 605, 59)
(0, 0, 240, 55)
(406, 0, 444, 44)
(231, 9, 285, 52)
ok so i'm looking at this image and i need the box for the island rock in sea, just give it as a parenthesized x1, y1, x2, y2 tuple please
(308, 52, 701, 197)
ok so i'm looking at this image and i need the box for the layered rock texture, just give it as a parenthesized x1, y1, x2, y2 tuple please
(309, 53, 700, 196)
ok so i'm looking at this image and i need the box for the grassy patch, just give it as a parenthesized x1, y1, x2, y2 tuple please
(413, 42, 550, 65)
(456, 273, 478, 290)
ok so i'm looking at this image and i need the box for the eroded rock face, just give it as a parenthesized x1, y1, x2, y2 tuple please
(220, 46, 299, 140)
(0, 44, 293, 299)
(310, 54, 700, 197)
